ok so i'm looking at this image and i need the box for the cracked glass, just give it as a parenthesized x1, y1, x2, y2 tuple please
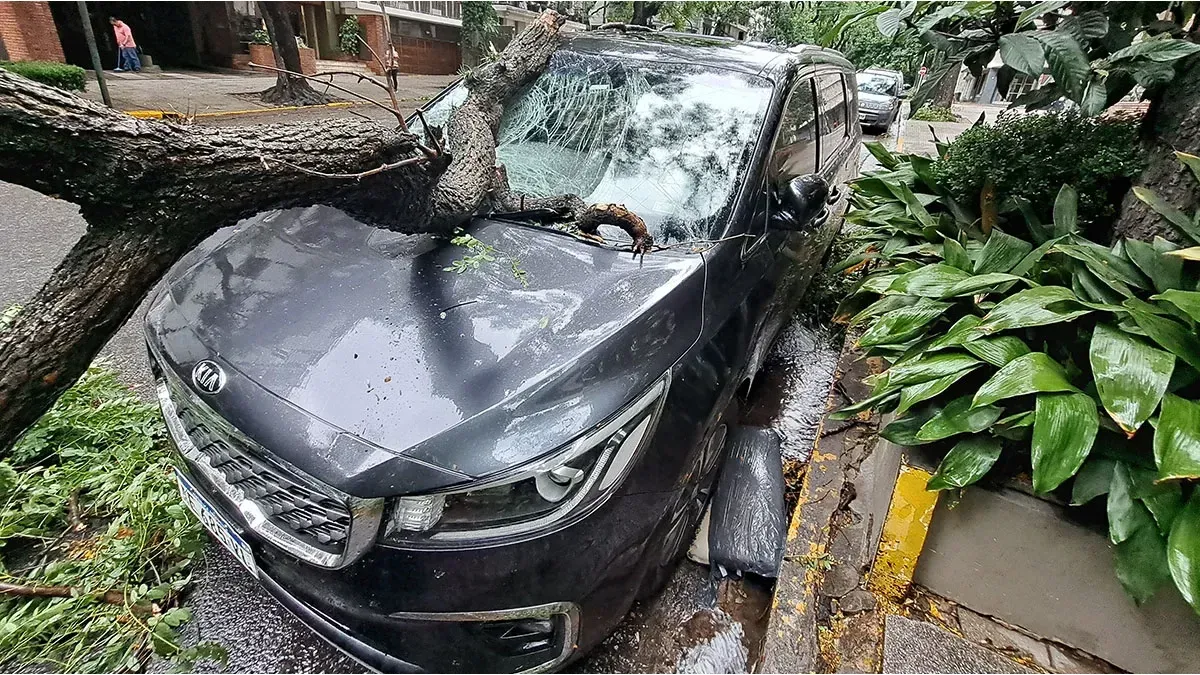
(416, 51, 774, 243)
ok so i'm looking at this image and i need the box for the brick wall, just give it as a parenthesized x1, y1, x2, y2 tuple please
(0, 1, 65, 63)
(358, 14, 386, 74)
(395, 36, 459, 75)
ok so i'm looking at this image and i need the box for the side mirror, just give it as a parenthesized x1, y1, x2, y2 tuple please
(770, 174, 829, 231)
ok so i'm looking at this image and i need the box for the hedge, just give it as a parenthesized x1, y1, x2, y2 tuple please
(1, 61, 87, 92)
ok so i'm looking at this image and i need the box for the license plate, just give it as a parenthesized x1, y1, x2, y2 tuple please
(175, 468, 258, 577)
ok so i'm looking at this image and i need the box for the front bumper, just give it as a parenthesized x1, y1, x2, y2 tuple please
(857, 107, 894, 126)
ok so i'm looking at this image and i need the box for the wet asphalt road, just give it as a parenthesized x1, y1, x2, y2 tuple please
(1, 124, 892, 674)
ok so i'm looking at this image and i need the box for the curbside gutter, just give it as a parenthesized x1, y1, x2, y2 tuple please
(125, 101, 358, 120)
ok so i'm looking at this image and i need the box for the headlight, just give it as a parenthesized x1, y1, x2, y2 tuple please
(380, 374, 670, 548)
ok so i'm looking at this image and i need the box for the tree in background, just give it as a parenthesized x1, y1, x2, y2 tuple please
(256, 1, 332, 106)
(462, 1, 500, 68)
(830, 2, 1200, 243)
(754, 2, 923, 76)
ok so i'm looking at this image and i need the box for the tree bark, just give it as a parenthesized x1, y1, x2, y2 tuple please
(931, 60, 961, 108)
(0, 11, 568, 455)
(257, 1, 331, 106)
(1112, 54, 1200, 243)
(630, 2, 662, 26)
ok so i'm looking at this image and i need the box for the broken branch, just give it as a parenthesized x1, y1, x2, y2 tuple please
(259, 153, 429, 180)
(249, 61, 407, 126)
(0, 581, 127, 606)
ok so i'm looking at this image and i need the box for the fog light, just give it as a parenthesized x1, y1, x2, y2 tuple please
(388, 494, 445, 532)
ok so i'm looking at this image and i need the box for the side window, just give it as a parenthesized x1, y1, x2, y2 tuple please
(816, 73, 849, 167)
(767, 79, 819, 190)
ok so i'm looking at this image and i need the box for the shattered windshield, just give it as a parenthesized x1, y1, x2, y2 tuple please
(416, 51, 774, 243)
(857, 73, 899, 96)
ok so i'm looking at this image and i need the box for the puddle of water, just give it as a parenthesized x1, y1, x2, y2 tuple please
(676, 609, 747, 673)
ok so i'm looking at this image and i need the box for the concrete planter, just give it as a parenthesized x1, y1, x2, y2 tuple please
(246, 44, 317, 75)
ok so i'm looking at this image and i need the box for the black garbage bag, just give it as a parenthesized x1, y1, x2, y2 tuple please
(707, 427, 786, 578)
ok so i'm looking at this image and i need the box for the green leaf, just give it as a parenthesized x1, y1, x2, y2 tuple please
(1127, 239, 1183, 294)
(1032, 30, 1090, 99)
(1080, 77, 1107, 117)
(885, 352, 982, 388)
(829, 390, 900, 421)
(1059, 10, 1109, 40)
(858, 300, 952, 348)
(849, 294, 921, 326)
(1153, 290, 1200, 323)
(1055, 240, 1150, 291)
(1128, 309, 1200, 371)
(1129, 467, 1184, 534)
(886, 264, 973, 298)
(881, 405, 942, 446)
(1108, 463, 1150, 544)
(1116, 522, 1172, 605)
(1166, 246, 1200, 261)
(1154, 394, 1200, 481)
(1089, 323, 1175, 436)
(876, 7, 904, 37)
(1070, 458, 1116, 505)
(998, 33, 1046, 75)
(864, 141, 900, 170)
(927, 315, 983, 351)
(942, 235, 972, 272)
(898, 370, 976, 415)
(1031, 392, 1099, 492)
(1176, 151, 1200, 185)
(916, 395, 1005, 442)
(964, 335, 1032, 368)
(1051, 184, 1079, 236)
(1009, 236, 1065, 277)
(974, 228, 1034, 275)
(1134, 186, 1200, 245)
(941, 273, 1034, 298)
(1111, 34, 1200, 63)
(926, 436, 1003, 491)
(1016, 0, 1068, 28)
(973, 352, 1077, 407)
(975, 286, 1091, 334)
(1168, 494, 1200, 614)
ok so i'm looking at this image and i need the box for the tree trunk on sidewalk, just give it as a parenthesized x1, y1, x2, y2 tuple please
(931, 61, 961, 108)
(1112, 54, 1200, 243)
(630, 2, 662, 26)
(0, 11, 569, 455)
(257, 1, 331, 106)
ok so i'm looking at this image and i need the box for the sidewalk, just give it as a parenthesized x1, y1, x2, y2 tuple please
(897, 101, 1006, 157)
(79, 68, 457, 121)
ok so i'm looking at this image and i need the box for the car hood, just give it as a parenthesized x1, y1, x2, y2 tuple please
(154, 206, 704, 495)
(858, 92, 894, 105)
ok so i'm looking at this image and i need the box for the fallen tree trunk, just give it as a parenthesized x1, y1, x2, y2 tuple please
(0, 11, 567, 455)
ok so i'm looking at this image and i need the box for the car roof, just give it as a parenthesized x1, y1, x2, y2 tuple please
(562, 28, 853, 81)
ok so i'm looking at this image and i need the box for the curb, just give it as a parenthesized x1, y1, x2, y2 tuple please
(125, 101, 358, 120)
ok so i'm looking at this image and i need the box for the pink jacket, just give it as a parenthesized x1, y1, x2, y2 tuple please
(113, 22, 136, 49)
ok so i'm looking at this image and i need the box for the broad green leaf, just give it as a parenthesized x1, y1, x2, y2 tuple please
(942, 235, 972, 271)
(1168, 495, 1200, 613)
(886, 352, 982, 387)
(941, 273, 1034, 298)
(1052, 185, 1079, 236)
(1108, 463, 1149, 544)
(898, 183, 938, 229)
(964, 335, 1032, 368)
(881, 405, 942, 445)
(1055, 240, 1150, 291)
(1127, 239, 1183, 294)
(1128, 309, 1200, 371)
(1116, 522, 1172, 605)
(1032, 30, 1090, 99)
(1134, 186, 1200, 245)
(1154, 394, 1200, 481)
(1070, 458, 1116, 505)
(849, 294, 921, 326)
(864, 141, 900, 170)
(1031, 392, 1098, 493)
(876, 7, 904, 37)
(1129, 467, 1184, 534)
(994, 409, 1034, 440)
(973, 352, 1077, 407)
(998, 33, 1045, 75)
(974, 228, 1034, 275)
(1009, 235, 1065, 277)
(1111, 34, 1200, 63)
(1153, 290, 1200, 323)
(926, 436, 1003, 491)
(1130, 60, 1178, 88)
(1089, 323, 1175, 436)
(897, 369, 977, 415)
(1166, 246, 1200, 261)
(1016, 0, 1068, 28)
(858, 300, 952, 348)
(1059, 10, 1109, 40)
(887, 264, 973, 297)
(975, 286, 1091, 334)
(1176, 151, 1200, 185)
(860, 273, 903, 294)
(916, 395, 1005, 442)
(927, 315, 983, 351)
(829, 390, 900, 421)
(1080, 78, 1107, 117)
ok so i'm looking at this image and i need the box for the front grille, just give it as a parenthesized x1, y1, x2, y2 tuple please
(174, 402, 352, 555)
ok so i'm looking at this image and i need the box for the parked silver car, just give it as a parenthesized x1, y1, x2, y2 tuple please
(856, 68, 906, 133)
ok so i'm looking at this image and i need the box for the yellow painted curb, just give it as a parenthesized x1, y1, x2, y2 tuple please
(125, 101, 356, 121)
(867, 463, 938, 604)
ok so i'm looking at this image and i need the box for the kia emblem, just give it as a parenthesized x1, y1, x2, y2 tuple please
(191, 360, 226, 395)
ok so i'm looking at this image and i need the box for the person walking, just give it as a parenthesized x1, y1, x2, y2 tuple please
(109, 17, 141, 73)
(386, 43, 401, 90)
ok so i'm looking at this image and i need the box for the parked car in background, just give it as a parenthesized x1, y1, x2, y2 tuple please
(146, 29, 859, 673)
(856, 68, 906, 133)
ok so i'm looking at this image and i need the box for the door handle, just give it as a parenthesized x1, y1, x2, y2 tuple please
(812, 207, 831, 228)
(826, 185, 842, 204)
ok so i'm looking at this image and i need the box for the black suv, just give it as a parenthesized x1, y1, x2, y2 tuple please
(146, 30, 859, 673)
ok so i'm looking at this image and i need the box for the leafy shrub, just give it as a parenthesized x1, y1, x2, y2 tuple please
(0, 61, 86, 91)
(835, 142, 1200, 613)
(933, 110, 1142, 231)
(250, 27, 271, 45)
(911, 105, 957, 122)
(0, 361, 221, 670)
(338, 17, 364, 56)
